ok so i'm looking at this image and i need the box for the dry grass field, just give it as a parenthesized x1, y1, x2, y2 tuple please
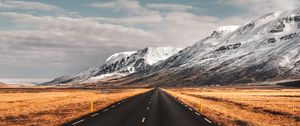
(164, 86, 300, 126)
(0, 88, 150, 126)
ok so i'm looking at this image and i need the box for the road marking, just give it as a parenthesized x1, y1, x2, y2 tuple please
(195, 112, 200, 116)
(103, 109, 108, 112)
(111, 105, 116, 108)
(147, 107, 150, 110)
(118, 102, 121, 105)
(204, 118, 212, 123)
(184, 105, 187, 107)
(149, 101, 151, 104)
(141, 117, 146, 123)
(189, 108, 193, 111)
(72, 119, 84, 125)
(91, 113, 99, 117)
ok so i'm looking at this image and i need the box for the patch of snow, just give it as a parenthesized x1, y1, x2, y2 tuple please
(105, 51, 136, 64)
(45, 47, 182, 84)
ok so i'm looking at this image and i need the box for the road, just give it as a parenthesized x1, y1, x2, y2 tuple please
(62, 88, 216, 126)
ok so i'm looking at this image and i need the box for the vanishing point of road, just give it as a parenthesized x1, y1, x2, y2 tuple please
(62, 88, 216, 126)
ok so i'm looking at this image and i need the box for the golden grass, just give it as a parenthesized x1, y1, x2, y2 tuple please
(0, 88, 150, 126)
(163, 87, 300, 126)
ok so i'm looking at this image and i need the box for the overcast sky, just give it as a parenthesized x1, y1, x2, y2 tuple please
(0, 0, 300, 79)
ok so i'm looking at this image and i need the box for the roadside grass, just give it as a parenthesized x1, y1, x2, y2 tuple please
(0, 88, 150, 126)
(163, 87, 300, 126)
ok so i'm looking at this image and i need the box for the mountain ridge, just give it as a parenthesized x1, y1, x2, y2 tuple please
(44, 47, 182, 85)
(89, 8, 300, 87)
(45, 8, 300, 87)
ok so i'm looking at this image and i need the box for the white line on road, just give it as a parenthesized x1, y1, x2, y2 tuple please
(204, 118, 212, 123)
(184, 105, 187, 107)
(103, 109, 109, 112)
(111, 105, 116, 108)
(72, 119, 84, 125)
(195, 112, 200, 116)
(149, 101, 151, 104)
(147, 107, 150, 110)
(91, 113, 99, 117)
(189, 108, 193, 111)
(118, 102, 121, 105)
(141, 117, 146, 123)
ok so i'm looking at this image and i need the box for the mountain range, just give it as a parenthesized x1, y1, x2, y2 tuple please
(44, 47, 182, 86)
(45, 8, 300, 87)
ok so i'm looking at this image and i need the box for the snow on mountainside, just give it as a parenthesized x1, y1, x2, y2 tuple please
(105, 51, 137, 64)
(45, 8, 300, 87)
(108, 8, 300, 87)
(150, 25, 240, 71)
(44, 47, 181, 85)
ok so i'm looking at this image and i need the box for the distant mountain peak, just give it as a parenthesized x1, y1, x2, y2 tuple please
(44, 46, 182, 85)
(105, 51, 136, 64)
(45, 8, 300, 87)
(209, 25, 239, 39)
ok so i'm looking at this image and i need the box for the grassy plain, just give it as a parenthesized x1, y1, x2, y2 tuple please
(0, 88, 149, 126)
(164, 86, 300, 126)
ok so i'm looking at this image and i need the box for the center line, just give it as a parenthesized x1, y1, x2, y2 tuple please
(147, 107, 150, 110)
(72, 119, 84, 125)
(141, 117, 146, 123)
(103, 109, 108, 112)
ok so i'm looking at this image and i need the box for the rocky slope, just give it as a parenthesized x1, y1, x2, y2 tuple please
(44, 47, 182, 85)
(46, 8, 300, 87)
(97, 8, 300, 87)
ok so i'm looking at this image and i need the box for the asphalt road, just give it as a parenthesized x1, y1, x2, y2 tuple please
(62, 88, 216, 126)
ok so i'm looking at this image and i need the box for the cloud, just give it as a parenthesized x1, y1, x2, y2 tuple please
(146, 3, 195, 11)
(88, 1, 196, 15)
(0, 0, 63, 11)
(88, 2, 116, 9)
(3, 0, 283, 79)
(0, 12, 159, 78)
(88, 0, 150, 15)
(221, 0, 300, 15)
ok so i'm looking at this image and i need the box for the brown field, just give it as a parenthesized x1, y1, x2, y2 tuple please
(0, 87, 150, 126)
(163, 86, 300, 126)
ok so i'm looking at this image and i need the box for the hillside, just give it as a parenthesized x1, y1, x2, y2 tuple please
(93, 8, 300, 87)
(46, 8, 300, 87)
(44, 47, 182, 85)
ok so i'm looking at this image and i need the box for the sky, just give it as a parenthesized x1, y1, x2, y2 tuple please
(0, 0, 300, 80)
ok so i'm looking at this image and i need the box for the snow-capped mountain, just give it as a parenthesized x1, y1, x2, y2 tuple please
(46, 8, 300, 87)
(104, 8, 300, 87)
(44, 47, 182, 85)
